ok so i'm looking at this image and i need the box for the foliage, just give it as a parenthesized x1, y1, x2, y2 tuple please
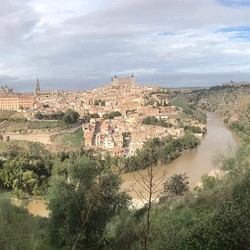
(122, 134, 199, 172)
(170, 98, 206, 123)
(0, 142, 52, 196)
(63, 109, 80, 124)
(0, 119, 68, 132)
(0, 110, 16, 121)
(183, 125, 203, 133)
(142, 116, 171, 127)
(35, 111, 65, 120)
(91, 113, 100, 118)
(201, 174, 216, 189)
(163, 173, 189, 197)
(104, 210, 140, 249)
(35, 109, 79, 125)
(47, 156, 130, 249)
(0, 197, 51, 250)
(102, 111, 121, 120)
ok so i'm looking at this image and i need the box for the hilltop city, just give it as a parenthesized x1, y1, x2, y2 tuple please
(0, 75, 205, 157)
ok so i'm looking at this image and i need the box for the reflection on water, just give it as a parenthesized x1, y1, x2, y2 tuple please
(121, 113, 238, 199)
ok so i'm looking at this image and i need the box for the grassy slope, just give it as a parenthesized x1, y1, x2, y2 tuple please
(170, 98, 206, 123)
(51, 128, 84, 147)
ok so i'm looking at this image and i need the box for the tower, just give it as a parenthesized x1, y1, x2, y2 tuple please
(112, 74, 119, 86)
(35, 78, 41, 95)
(131, 73, 135, 86)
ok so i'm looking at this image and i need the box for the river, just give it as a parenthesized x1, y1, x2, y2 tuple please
(27, 113, 238, 215)
(121, 113, 238, 205)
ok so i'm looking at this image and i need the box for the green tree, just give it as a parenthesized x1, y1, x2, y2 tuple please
(47, 156, 130, 249)
(63, 109, 80, 124)
(163, 173, 189, 197)
(0, 198, 51, 249)
(201, 174, 216, 189)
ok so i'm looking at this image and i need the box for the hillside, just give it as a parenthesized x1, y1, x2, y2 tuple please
(194, 85, 250, 125)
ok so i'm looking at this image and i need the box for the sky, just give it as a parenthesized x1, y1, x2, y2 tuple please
(0, 0, 250, 91)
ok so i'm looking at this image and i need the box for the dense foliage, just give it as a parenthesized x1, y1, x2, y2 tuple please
(35, 109, 80, 124)
(0, 142, 53, 196)
(0, 197, 50, 250)
(102, 111, 122, 120)
(122, 134, 199, 172)
(47, 156, 130, 249)
(142, 116, 171, 127)
(163, 173, 189, 196)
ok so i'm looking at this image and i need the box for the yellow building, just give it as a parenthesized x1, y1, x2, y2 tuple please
(110, 74, 135, 88)
(0, 94, 35, 110)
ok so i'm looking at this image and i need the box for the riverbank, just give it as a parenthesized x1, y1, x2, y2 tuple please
(11, 113, 238, 216)
(121, 113, 238, 203)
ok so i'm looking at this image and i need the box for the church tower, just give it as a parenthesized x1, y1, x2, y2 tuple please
(35, 78, 41, 95)
(131, 73, 135, 86)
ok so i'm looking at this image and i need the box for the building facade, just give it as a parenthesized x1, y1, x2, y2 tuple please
(0, 94, 35, 110)
(110, 74, 135, 88)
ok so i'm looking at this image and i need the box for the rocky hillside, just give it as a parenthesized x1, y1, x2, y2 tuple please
(190, 85, 250, 125)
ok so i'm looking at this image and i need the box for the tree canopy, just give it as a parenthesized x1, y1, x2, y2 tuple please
(47, 156, 130, 249)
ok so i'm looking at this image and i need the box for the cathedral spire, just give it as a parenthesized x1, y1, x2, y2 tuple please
(35, 78, 41, 95)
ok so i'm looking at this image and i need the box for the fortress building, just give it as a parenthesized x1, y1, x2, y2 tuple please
(110, 73, 135, 88)
(0, 85, 34, 110)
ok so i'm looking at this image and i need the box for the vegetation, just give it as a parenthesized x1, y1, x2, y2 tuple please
(52, 128, 84, 147)
(47, 157, 130, 249)
(35, 109, 80, 125)
(170, 98, 206, 123)
(1, 130, 249, 249)
(0, 86, 249, 249)
(0, 110, 16, 121)
(102, 111, 121, 120)
(34, 111, 65, 120)
(0, 141, 53, 196)
(121, 134, 199, 172)
(142, 116, 171, 127)
(163, 173, 189, 197)
(183, 125, 204, 134)
(0, 198, 50, 250)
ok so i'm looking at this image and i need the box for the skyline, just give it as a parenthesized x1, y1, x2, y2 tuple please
(0, 0, 250, 91)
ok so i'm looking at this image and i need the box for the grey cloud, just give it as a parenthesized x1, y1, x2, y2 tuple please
(0, 75, 19, 83)
(1, 0, 250, 91)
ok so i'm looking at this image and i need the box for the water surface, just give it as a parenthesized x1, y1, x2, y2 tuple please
(121, 113, 238, 200)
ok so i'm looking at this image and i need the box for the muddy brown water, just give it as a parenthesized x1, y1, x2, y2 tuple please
(27, 113, 238, 215)
(121, 113, 238, 204)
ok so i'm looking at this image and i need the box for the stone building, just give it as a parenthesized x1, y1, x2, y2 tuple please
(110, 74, 135, 88)
(0, 94, 35, 110)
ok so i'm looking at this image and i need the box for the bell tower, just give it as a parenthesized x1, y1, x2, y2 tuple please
(35, 78, 41, 95)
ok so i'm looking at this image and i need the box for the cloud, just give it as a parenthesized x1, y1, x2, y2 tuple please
(0, 0, 250, 91)
(0, 75, 19, 83)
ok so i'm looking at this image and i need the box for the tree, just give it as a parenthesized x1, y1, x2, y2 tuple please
(201, 174, 216, 189)
(63, 109, 79, 124)
(47, 156, 130, 249)
(132, 165, 165, 250)
(34, 111, 44, 120)
(163, 173, 189, 197)
(91, 113, 100, 118)
(0, 198, 50, 249)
